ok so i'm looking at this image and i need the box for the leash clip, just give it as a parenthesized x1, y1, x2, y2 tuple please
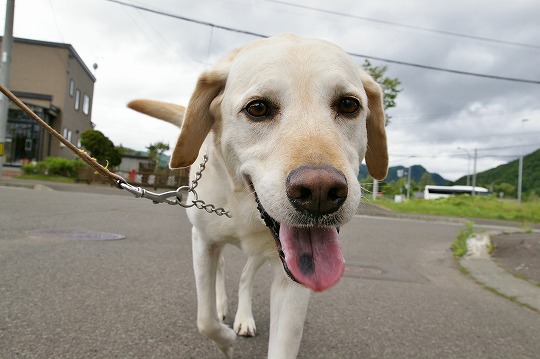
(118, 181, 191, 206)
(116, 154, 231, 217)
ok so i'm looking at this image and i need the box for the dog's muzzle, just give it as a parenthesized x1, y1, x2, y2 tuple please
(286, 165, 348, 216)
(255, 165, 347, 292)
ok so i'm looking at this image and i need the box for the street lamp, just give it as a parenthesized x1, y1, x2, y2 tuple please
(457, 147, 471, 186)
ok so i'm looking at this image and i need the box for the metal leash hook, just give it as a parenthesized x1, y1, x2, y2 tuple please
(117, 154, 232, 218)
(118, 182, 191, 206)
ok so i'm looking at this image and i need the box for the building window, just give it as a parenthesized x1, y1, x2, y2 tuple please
(69, 79, 74, 96)
(83, 94, 90, 115)
(63, 127, 72, 143)
(75, 89, 80, 110)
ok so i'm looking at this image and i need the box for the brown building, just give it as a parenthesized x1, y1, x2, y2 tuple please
(1, 37, 95, 165)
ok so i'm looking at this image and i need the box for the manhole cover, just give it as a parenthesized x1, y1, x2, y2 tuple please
(343, 263, 429, 283)
(27, 229, 125, 241)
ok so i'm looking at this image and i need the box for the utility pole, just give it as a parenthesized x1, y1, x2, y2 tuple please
(406, 166, 412, 200)
(457, 147, 471, 186)
(0, 0, 15, 176)
(471, 148, 478, 196)
(372, 178, 378, 201)
(517, 119, 528, 203)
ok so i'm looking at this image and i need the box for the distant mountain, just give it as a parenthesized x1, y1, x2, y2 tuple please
(359, 164, 449, 185)
(453, 148, 540, 193)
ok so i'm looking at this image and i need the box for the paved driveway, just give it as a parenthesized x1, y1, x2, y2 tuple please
(1, 185, 538, 358)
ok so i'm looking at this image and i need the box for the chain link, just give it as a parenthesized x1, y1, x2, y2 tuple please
(119, 153, 231, 218)
(189, 154, 207, 193)
(186, 154, 232, 218)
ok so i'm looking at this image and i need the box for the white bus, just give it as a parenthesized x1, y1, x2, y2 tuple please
(424, 185, 490, 200)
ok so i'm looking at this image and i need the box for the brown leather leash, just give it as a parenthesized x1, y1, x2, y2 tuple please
(0, 84, 124, 186)
(0, 84, 231, 217)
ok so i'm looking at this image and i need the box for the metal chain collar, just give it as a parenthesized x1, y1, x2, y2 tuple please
(118, 154, 232, 218)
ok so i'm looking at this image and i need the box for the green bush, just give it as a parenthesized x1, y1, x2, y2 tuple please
(20, 157, 85, 178)
(21, 162, 37, 175)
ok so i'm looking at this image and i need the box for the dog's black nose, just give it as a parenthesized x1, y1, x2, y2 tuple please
(286, 165, 348, 216)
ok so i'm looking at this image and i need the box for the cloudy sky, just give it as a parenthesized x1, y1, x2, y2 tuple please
(4, 0, 540, 181)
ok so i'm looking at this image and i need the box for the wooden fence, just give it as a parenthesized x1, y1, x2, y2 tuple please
(77, 167, 190, 189)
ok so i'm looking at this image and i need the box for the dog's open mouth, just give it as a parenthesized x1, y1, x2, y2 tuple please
(255, 194, 345, 292)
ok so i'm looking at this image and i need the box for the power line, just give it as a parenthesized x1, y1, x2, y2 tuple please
(106, 0, 540, 85)
(391, 142, 540, 157)
(265, 0, 540, 50)
(393, 115, 540, 125)
(474, 143, 540, 151)
(347, 52, 540, 84)
(106, 0, 267, 38)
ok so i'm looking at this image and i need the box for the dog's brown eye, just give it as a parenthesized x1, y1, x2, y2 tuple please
(244, 100, 271, 119)
(337, 97, 360, 115)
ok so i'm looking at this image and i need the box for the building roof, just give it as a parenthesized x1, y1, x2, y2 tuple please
(1, 37, 96, 83)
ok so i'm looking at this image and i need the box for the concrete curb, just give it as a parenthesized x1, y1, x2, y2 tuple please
(33, 184, 55, 191)
(461, 233, 540, 312)
(0, 180, 54, 191)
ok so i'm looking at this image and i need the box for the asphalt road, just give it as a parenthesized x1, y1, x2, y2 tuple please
(1, 184, 539, 358)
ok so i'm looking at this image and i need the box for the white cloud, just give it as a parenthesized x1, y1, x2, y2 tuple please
(5, 0, 540, 181)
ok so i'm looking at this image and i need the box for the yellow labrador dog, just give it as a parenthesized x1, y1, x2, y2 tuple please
(129, 34, 387, 359)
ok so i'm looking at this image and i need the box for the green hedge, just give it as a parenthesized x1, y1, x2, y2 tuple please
(21, 157, 86, 178)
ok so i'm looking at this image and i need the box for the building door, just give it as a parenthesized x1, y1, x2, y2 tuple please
(5, 108, 43, 165)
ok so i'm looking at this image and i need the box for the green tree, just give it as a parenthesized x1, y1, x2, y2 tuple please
(362, 60, 402, 123)
(493, 182, 516, 198)
(80, 129, 122, 167)
(147, 142, 170, 169)
(419, 172, 435, 189)
(383, 177, 409, 195)
(147, 141, 170, 190)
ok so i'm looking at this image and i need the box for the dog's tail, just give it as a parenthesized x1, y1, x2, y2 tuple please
(128, 99, 185, 128)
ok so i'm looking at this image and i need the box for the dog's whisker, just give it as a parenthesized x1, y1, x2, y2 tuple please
(240, 190, 256, 205)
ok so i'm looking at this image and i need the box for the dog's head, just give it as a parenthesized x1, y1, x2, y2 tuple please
(136, 34, 388, 292)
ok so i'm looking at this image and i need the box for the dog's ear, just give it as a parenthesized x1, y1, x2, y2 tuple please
(169, 50, 239, 169)
(360, 72, 389, 180)
(127, 99, 185, 128)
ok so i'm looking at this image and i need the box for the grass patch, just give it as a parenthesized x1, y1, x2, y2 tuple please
(520, 225, 533, 234)
(451, 222, 475, 258)
(378, 195, 540, 223)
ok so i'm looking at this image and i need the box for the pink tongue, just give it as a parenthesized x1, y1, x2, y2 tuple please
(279, 224, 344, 292)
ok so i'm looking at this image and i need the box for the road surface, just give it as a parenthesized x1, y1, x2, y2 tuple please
(1, 184, 538, 358)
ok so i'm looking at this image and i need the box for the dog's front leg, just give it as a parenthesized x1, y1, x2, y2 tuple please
(192, 229, 236, 358)
(234, 255, 266, 336)
(268, 262, 311, 359)
(216, 252, 228, 321)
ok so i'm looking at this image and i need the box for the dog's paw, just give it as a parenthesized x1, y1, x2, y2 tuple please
(218, 326, 236, 359)
(219, 342, 235, 359)
(233, 316, 257, 337)
(201, 323, 236, 358)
